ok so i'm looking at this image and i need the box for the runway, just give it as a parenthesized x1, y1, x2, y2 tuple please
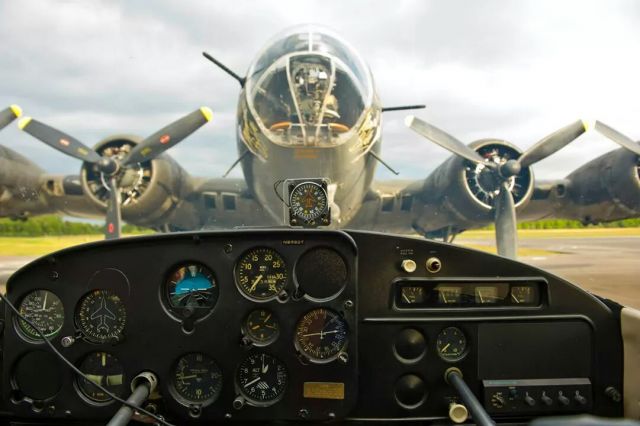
(457, 235, 640, 308)
(0, 235, 638, 308)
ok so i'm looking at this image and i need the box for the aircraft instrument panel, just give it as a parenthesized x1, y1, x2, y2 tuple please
(0, 230, 624, 424)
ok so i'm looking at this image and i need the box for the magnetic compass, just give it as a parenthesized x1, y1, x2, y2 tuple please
(286, 179, 331, 227)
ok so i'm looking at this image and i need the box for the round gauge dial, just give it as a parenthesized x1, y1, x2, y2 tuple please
(236, 352, 287, 406)
(235, 248, 287, 301)
(243, 309, 280, 346)
(294, 308, 349, 363)
(16, 290, 65, 341)
(75, 290, 126, 343)
(173, 353, 223, 405)
(77, 352, 125, 403)
(436, 326, 468, 362)
(289, 181, 329, 222)
(165, 263, 219, 319)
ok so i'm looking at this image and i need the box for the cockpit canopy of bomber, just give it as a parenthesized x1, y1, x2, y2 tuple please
(244, 25, 376, 148)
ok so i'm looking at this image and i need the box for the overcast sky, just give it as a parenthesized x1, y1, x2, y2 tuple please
(0, 0, 638, 182)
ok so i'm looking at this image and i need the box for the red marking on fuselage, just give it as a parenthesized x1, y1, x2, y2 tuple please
(160, 134, 171, 144)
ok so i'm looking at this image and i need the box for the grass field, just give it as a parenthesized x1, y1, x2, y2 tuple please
(0, 228, 638, 256)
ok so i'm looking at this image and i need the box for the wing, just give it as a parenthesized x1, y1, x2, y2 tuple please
(165, 177, 277, 231)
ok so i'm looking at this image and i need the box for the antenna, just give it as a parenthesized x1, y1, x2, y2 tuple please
(382, 105, 426, 112)
(202, 52, 246, 87)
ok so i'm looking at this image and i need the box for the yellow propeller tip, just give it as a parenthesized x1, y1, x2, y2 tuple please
(10, 104, 22, 118)
(200, 106, 213, 122)
(581, 119, 594, 132)
(17, 117, 32, 130)
(404, 115, 415, 127)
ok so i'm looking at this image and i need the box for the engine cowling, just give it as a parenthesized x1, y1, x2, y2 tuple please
(554, 147, 639, 223)
(413, 139, 534, 233)
(80, 135, 192, 227)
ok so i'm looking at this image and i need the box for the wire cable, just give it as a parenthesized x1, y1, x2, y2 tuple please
(0, 293, 175, 426)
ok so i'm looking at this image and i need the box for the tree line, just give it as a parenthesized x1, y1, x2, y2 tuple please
(0, 215, 638, 237)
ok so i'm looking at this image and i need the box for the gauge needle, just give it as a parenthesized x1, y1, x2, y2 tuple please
(303, 330, 339, 338)
(511, 293, 519, 303)
(263, 313, 272, 323)
(261, 354, 269, 374)
(249, 274, 264, 292)
(440, 343, 451, 353)
(40, 291, 48, 311)
(244, 377, 261, 388)
(177, 374, 198, 380)
(402, 293, 411, 303)
(478, 290, 484, 303)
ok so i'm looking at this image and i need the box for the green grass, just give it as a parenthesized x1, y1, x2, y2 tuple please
(0, 235, 143, 256)
(0, 227, 638, 257)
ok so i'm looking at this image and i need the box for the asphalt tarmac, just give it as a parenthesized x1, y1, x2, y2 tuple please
(1, 235, 638, 308)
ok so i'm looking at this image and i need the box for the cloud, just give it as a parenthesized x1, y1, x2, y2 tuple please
(0, 0, 638, 184)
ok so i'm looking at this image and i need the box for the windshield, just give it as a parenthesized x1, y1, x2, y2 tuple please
(245, 25, 373, 147)
(0, 5, 639, 312)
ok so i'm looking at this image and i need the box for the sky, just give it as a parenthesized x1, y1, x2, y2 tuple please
(0, 0, 639, 182)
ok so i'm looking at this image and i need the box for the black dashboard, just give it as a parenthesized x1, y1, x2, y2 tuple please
(0, 230, 624, 424)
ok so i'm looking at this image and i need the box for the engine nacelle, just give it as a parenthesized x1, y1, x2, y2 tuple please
(413, 139, 534, 233)
(80, 135, 192, 227)
(552, 147, 639, 223)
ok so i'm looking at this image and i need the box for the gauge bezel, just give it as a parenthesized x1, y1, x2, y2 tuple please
(288, 181, 330, 223)
(74, 289, 127, 344)
(74, 351, 125, 406)
(293, 246, 349, 303)
(234, 247, 288, 303)
(435, 326, 469, 363)
(14, 289, 65, 343)
(161, 261, 220, 323)
(169, 352, 223, 408)
(242, 308, 280, 347)
(294, 307, 349, 364)
(235, 351, 288, 407)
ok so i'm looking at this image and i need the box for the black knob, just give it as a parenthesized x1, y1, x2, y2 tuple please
(395, 374, 427, 409)
(558, 393, 570, 406)
(394, 329, 426, 362)
(574, 392, 587, 405)
(541, 393, 553, 406)
(524, 394, 536, 407)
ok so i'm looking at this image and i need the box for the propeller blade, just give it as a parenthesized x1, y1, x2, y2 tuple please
(518, 120, 588, 168)
(123, 107, 213, 166)
(18, 117, 102, 163)
(104, 177, 122, 240)
(405, 116, 486, 165)
(594, 121, 640, 156)
(0, 105, 22, 131)
(494, 182, 517, 259)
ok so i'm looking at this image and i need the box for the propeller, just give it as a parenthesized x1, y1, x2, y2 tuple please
(405, 116, 588, 258)
(18, 107, 213, 239)
(0, 105, 22, 131)
(594, 121, 640, 156)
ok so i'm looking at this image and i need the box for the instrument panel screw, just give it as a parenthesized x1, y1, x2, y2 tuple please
(225, 413, 232, 419)
(298, 408, 309, 419)
(343, 300, 354, 310)
(338, 352, 349, 364)
(224, 243, 233, 253)
(60, 336, 75, 347)
(50, 271, 60, 281)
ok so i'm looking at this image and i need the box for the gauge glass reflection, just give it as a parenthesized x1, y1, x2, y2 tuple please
(17, 290, 65, 341)
(165, 263, 218, 319)
(77, 352, 125, 403)
(75, 289, 126, 343)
